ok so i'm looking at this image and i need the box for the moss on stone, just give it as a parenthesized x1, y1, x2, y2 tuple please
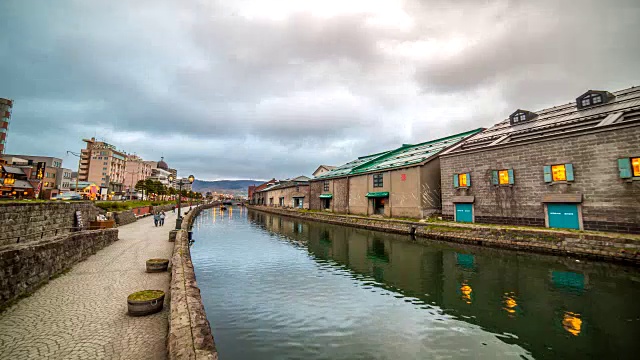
(128, 290, 164, 302)
(147, 258, 169, 263)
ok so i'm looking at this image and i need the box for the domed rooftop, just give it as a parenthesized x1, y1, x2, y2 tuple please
(157, 157, 169, 170)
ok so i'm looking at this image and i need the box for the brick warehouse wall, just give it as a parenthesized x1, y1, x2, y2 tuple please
(309, 177, 350, 213)
(440, 126, 640, 233)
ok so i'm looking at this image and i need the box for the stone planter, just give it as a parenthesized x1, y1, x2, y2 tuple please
(127, 290, 165, 316)
(146, 258, 170, 273)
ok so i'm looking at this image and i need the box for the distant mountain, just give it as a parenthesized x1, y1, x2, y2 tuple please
(192, 179, 264, 196)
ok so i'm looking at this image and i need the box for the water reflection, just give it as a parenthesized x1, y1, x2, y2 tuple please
(191, 209, 640, 360)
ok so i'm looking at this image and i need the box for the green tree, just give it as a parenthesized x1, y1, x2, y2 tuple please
(135, 180, 146, 199)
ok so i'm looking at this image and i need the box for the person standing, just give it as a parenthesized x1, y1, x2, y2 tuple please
(153, 212, 159, 227)
(160, 211, 166, 226)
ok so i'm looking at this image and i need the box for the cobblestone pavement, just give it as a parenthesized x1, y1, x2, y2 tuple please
(0, 208, 188, 360)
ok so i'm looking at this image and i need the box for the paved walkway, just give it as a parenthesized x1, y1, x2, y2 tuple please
(0, 208, 187, 360)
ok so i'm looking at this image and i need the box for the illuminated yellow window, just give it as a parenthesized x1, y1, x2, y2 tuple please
(458, 173, 468, 187)
(498, 170, 509, 185)
(633, 158, 640, 177)
(552, 165, 566, 181)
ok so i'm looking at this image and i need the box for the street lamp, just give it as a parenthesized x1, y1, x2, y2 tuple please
(169, 174, 195, 229)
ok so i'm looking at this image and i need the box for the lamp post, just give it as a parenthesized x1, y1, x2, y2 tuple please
(66, 151, 81, 195)
(168, 174, 194, 229)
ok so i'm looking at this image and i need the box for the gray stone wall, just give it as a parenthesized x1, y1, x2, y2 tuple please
(0, 202, 104, 247)
(0, 228, 118, 307)
(440, 126, 640, 233)
(168, 203, 217, 360)
(113, 210, 137, 226)
(247, 205, 640, 265)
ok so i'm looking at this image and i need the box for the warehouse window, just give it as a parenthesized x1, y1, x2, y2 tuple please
(323, 181, 329, 191)
(373, 174, 383, 188)
(618, 157, 640, 178)
(454, 173, 471, 188)
(492, 169, 514, 185)
(544, 164, 574, 183)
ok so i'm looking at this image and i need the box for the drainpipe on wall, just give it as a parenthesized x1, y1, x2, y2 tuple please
(389, 171, 392, 218)
(346, 175, 350, 214)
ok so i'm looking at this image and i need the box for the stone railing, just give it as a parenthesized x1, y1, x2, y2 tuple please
(168, 203, 218, 360)
(247, 205, 640, 265)
(0, 228, 119, 308)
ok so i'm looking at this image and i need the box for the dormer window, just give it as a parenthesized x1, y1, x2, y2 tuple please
(576, 90, 614, 110)
(509, 109, 537, 125)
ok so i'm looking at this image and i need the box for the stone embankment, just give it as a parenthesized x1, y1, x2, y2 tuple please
(0, 228, 118, 308)
(168, 203, 218, 360)
(248, 206, 640, 265)
(0, 202, 103, 246)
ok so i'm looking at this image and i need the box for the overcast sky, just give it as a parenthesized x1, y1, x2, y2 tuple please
(1, 0, 639, 180)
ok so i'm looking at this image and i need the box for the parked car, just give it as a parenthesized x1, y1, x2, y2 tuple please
(54, 192, 83, 201)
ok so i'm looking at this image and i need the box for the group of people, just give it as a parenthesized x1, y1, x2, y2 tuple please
(154, 211, 166, 227)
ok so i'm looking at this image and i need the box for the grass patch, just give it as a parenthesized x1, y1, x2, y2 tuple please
(128, 290, 164, 301)
(95, 200, 174, 212)
(426, 225, 470, 233)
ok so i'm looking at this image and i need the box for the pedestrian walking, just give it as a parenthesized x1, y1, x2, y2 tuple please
(153, 212, 159, 227)
(172, 205, 175, 214)
(160, 211, 166, 226)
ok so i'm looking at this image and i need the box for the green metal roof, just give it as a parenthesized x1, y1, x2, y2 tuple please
(319, 193, 333, 198)
(351, 128, 483, 175)
(365, 191, 389, 198)
(313, 151, 391, 180)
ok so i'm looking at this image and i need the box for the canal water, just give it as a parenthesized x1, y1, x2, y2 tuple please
(191, 208, 640, 360)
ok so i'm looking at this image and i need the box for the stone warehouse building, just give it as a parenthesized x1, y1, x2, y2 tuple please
(310, 152, 389, 213)
(440, 86, 640, 233)
(310, 129, 483, 218)
(255, 176, 311, 209)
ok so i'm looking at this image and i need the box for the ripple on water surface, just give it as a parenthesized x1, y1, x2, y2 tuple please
(191, 208, 640, 360)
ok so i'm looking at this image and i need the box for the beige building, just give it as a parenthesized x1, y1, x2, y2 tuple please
(256, 176, 311, 209)
(79, 138, 127, 193)
(310, 129, 483, 218)
(124, 155, 153, 192)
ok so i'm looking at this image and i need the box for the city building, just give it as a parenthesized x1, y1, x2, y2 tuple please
(1, 154, 65, 198)
(168, 168, 178, 181)
(79, 138, 127, 193)
(439, 86, 640, 233)
(309, 129, 483, 218)
(255, 176, 311, 209)
(0, 164, 34, 198)
(147, 157, 172, 186)
(0, 98, 13, 155)
(56, 167, 73, 192)
(124, 154, 153, 193)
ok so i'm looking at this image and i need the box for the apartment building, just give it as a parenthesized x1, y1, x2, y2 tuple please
(79, 137, 127, 193)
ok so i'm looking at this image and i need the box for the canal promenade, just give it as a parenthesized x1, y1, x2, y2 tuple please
(0, 209, 182, 360)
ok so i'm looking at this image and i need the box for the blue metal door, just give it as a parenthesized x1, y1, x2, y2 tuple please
(547, 204, 580, 230)
(455, 203, 473, 223)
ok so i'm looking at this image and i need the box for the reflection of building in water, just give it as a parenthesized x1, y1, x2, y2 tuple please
(459, 281, 473, 304)
(551, 271, 587, 294)
(502, 292, 518, 316)
(562, 312, 582, 336)
(455, 252, 476, 271)
(247, 212, 639, 359)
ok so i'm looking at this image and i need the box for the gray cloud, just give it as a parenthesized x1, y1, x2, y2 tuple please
(1, 0, 639, 180)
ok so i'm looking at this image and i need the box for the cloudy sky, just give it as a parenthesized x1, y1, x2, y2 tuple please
(1, 0, 639, 180)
